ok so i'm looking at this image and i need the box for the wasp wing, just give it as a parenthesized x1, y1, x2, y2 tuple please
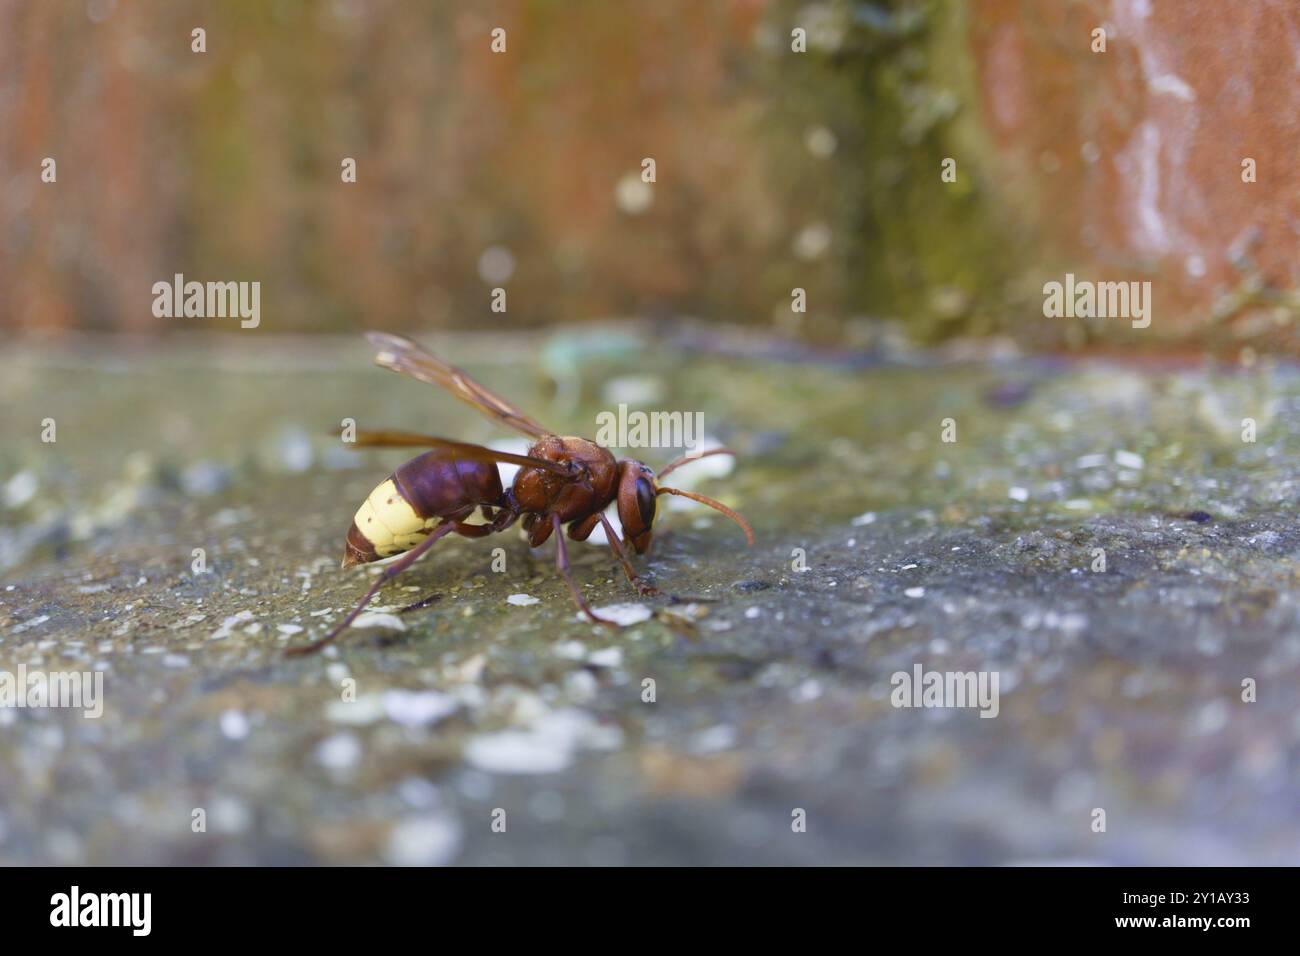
(364, 331, 552, 439)
(348, 429, 572, 476)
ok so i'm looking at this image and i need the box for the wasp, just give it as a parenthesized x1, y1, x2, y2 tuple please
(287, 332, 753, 655)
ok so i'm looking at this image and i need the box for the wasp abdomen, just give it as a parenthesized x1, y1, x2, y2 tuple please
(343, 453, 504, 567)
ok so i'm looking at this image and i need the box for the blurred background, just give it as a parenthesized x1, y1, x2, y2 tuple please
(5, 0, 1299, 351)
(2, 1, 1299, 867)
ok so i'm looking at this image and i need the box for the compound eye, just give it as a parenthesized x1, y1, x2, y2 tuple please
(634, 477, 657, 528)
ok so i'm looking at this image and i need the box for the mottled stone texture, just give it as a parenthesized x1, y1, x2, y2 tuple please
(2, 332, 1297, 864)
(969, 0, 1300, 349)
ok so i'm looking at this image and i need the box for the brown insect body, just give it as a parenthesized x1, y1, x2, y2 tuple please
(286, 332, 753, 656)
(342, 453, 505, 568)
(516, 436, 619, 546)
(396, 453, 506, 522)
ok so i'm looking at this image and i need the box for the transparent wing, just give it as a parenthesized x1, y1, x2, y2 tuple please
(365, 331, 552, 439)
(348, 429, 572, 475)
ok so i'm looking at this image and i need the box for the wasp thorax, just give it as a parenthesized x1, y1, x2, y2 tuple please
(513, 436, 618, 522)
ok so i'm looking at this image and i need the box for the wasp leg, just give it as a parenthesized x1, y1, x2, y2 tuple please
(567, 513, 601, 541)
(598, 512, 658, 597)
(552, 512, 616, 628)
(287, 520, 457, 656)
(489, 493, 522, 534)
(400, 510, 506, 612)
(401, 512, 507, 613)
(527, 512, 554, 547)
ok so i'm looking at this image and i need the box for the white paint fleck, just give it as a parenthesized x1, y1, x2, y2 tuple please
(325, 662, 350, 683)
(553, 640, 587, 660)
(793, 679, 823, 702)
(565, 669, 599, 700)
(668, 442, 734, 482)
(1114, 449, 1145, 470)
(1194, 699, 1229, 736)
(383, 690, 457, 727)
(507, 593, 540, 607)
(464, 709, 622, 775)
(220, 710, 250, 740)
(690, 724, 737, 754)
(477, 245, 516, 284)
(386, 816, 462, 867)
(211, 610, 255, 640)
(805, 125, 837, 158)
(793, 222, 832, 261)
(396, 777, 441, 809)
(3, 471, 38, 509)
(352, 611, 405, 631)
(1147, 71, 1194, 101)
(587, 646, 624, 668)
(586, 603, 651, 627)
(464, 731, 572, 774)
(209, 795, 252, 834)
(1127, 120, 1170, 253)
(614, 173, 653, 215)
(316, 733, 362, 770)
(326, 694, 386, 726)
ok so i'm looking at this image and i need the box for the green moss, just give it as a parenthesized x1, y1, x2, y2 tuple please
(765, 1, 1022, 342)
